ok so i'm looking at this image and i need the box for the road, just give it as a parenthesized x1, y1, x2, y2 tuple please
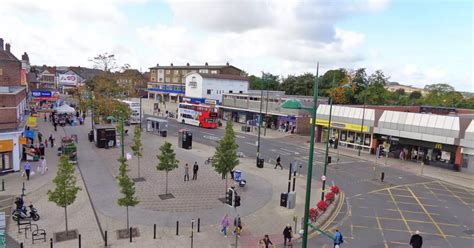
(169, 120, 474, 247)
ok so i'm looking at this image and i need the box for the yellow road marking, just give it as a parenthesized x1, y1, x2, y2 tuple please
(436, 181, 474, 210)
(361, 216, 460, 226)
(373, 192, 429, 199)
(385, 208, 440, 216)
(387, 200, 438, 207)
(321, 192, 345, 231)
(407, 187, 447, 240)
(368, 181, 436, 194)
(375, 214, 389, 248)
(387, 188, 412, 233)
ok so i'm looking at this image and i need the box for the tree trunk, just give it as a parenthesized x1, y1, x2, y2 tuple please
(137, 156, 141, 178)
(126, 206, 129, 230)
(225, 173, 228, 197)
(65, 206, 68, 235)
(165, 171, 168, 194)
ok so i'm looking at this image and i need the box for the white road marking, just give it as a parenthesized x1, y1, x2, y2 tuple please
(245, 142, 257, 146)
(235, 135, 246, 139)
(202, 132, 215, 136)
(203, 135, 221, 141)
(280, 148, 300, 155)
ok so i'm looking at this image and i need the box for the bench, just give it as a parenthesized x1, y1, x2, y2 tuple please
(30, 224, 46, 244)
(17, 218, 31, 238)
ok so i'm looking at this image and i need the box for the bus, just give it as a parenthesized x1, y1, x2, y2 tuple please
(120, 100, 141, 124)
(177, 103, 218, 128)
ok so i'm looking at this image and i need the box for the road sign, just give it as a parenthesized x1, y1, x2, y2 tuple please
(321, 175, 326, 181)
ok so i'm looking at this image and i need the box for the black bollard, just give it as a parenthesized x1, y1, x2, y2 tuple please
(381, 172, 385, 182)
(79, 234, 82, 248)
(176, 221, 179, 235)
(154, 224, 156, 239)
(20, 243, 24, 248)
(105, 230, 108, 247)
(130, 227, 133, 243)
(2, 179, 4, 191)
(50, 238, 53, 248)
(197, 218, 200, 233)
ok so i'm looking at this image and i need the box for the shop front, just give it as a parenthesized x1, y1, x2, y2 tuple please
(315, 105, 375, 153)
(0, 133, 23, 173)
(30, 90, 60, 112)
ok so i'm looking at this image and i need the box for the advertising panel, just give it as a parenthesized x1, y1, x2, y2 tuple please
(59, 74, 79, 86)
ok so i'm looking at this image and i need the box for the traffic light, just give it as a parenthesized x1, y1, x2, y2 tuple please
(226, 188, 234, 206)
(234, 195, 241, 207)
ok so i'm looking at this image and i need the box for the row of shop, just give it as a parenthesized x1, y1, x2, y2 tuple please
(315, 105, 473, 172)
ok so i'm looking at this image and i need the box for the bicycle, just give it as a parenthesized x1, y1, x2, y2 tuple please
(204, 157, 214, 165)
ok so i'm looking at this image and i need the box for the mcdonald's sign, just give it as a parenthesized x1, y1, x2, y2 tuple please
(435, 143, 442, 149)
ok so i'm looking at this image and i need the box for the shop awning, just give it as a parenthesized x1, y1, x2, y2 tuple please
(316, 105, 375, 127)
(460, 120, 474, 149)
(375, 111, 459, 145)
(55, 104, 76, 114)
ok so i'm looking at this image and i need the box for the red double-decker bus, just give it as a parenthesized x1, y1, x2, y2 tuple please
(177, 103, 218, 128)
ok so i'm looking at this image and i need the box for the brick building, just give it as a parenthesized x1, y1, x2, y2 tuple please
(0, 38, 28, 173)
(147, 62, 243, 102)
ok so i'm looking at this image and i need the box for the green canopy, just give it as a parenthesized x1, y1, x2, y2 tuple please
(281, 99, 303, 110)
(106, 116, 116, 121)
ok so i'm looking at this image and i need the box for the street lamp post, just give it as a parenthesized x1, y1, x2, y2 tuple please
(321, 97, 333, 201)
(281, 63, 320, 248)
(358, 100, 366, 156)
(256, 72, 265, 167)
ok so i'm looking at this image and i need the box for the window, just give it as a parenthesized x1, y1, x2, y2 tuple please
(174, 70, 179, 75)
(207, 89, 211, 95)
(199, 69, 209, 73)
(165, 70, 170, 75)
(229, 90, 233, 93)
(239, 91, 243, 94)
(211, 70, 218, 74)
(165, 77, 170, 82)
(0, 68, 3, 75)
(182, 70, 187, 74)
(159, 78, 163, 81)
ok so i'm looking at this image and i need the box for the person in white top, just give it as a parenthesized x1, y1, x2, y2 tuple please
(39, 156, 48, 175)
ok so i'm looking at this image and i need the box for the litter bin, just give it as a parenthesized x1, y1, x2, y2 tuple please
(88, 130, 94, 142)
(256, 158, 264, 168)
(280, 193, 288, 207)
(178, 129, 192, 149)
(234, 170, 242, 182)
(160, 130, 167, 137)
(246, 126, 251, 132)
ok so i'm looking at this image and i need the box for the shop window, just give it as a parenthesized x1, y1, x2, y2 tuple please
(348, 132, 355, 143)
(207, 89, 211, 95)
(364, 134, 371, 145)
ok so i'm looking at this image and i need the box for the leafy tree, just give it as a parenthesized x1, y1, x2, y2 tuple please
(351, 68, 369, 95)
(409, 91, 422, 100)
(156, 142, 179, 195)
(248, 73, 280, 90)
(424, 83, 454, 93)
(131, 125, 143, 179)
(89, 53, 118, 72)
(319, 69, 346, 96)
(422, 83, 461, 107)
(212, 121, 239, 196)
(357, 83, 390, 105)
(280, 73, 317, 96)
(368, 70, 389, 86)
(47, 155, 81, 235)
(117, 155, 139, 230)
(457, 96, 474, 109)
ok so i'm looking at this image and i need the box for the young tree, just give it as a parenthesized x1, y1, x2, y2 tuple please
(156, 142, 179, 195)
(117, 155, 139, 230)
(131, 125, 143, 179)
(47, 155, 81, 235)
(89, 53, 118, 72)
(212, 121, 239, 196)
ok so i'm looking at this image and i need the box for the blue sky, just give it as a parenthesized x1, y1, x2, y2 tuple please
(1, 0, 472, 92)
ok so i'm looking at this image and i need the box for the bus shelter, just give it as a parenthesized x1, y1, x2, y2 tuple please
(146, 117, 168, 137)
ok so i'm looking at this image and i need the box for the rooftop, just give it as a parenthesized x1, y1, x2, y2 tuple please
(197, 73, 248, 81)
(149, 63, 241, 71)
(0, 86, 26, 94)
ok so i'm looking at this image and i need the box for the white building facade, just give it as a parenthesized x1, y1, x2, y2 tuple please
(183, 72, 248, 104)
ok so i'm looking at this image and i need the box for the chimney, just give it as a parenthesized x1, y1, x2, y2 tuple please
(186, 63, 190, 66)
(5, 43, 10, 52)
(0, 38, 3, 50)
(22, 52, 29, 62)
(205, 62, 208, 66)
(226, 62, 229, 66)
(156, 63, 159, 67)
(170, 63, 173, 66)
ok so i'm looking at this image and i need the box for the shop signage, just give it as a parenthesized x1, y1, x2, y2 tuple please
(19, 137, 27, 145)
(0, 139, 14, 152)
(313, 119, 369, 132)
(435, 143, 442, 149)
(59, 74, 79, 86)
(205, 99, 217, 105)
(32, 90, 52, 97)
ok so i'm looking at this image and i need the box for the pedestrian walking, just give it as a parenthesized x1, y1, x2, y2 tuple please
(220, 214, 230, 237)
(39, 156, 48, 175)
(44, 113, 47, 122)
(184, 163, 190, 181)
(409, 230, 423, 248)
(192, 161, 199, 180)
(53, 121, 57, 131)
(274, 155, 283, 169)
(334, 229, 344, 247)
(49, 134, 55, 148)
(233, 215, 242, 236)
(260, 234, 273, 248)
(44, 139, 48, 148)
(24, 162, 32, 181)
(38, 132, 43, 143)
(283, 224, 292, 247)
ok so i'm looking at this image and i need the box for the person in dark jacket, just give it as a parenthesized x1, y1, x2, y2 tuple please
(410, 230, 423, 248)
(192, 161, 199, 180)
(283, 224, 292, 247)
(261, 234, 273, 248)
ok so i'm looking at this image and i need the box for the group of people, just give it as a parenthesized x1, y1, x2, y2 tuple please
(219, 214, 242, 237)
(279, 122, 296, 134)
(48, 109, 85, 131)
(183, 162, 199, 181)
(22, 156, 48, 180)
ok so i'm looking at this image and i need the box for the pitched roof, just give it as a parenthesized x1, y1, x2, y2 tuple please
(198, 73, 248, 81)
(69, 66, 103, 80)
(0, 49, 20, 61)
(149, 64, 241, 72)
